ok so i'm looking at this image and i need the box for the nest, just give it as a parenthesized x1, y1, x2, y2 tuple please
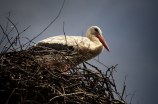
(0, 45, 126, 104)
(0, 9, 127, 103)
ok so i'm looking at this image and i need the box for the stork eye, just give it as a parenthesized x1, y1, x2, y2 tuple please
(94, 28, 98, 33)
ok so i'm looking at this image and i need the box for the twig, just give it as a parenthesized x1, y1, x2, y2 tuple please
(122, 75, 128, 98)
(6, 89, 15, 104)
(0, 25, 16, 51)
(19, 0, 65, 49)
(130, 90, 137, 104)
(19, 25, 31, 34)
(6, 17, 22, 50)
(0, 43, 14, 51)
(5, 11, 11, 33)
(49, 92, 85, 101)
(63, 21, 67, 45)
(82, 24, 88, 37)
(94, 58, 109, 68)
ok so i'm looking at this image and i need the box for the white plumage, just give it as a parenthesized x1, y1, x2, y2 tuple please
(36, 35, 104, 56)
(34, 26, 110, 72)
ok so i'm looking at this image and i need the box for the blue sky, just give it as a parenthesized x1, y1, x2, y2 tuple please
(0, 0, 158, 103)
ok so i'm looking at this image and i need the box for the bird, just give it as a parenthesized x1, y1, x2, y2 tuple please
(33, 26, 110, 73)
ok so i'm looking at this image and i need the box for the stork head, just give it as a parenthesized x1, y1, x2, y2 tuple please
(86, 26, 110, 52)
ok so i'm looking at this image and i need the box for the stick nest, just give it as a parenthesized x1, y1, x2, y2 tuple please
(0, 8, 126, 103)
(0, 45, 126, 104)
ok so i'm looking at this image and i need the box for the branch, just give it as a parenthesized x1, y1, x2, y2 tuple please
(63, 21, 67, 45)
(20, 0, 65, 49)
(6, 17, 22, 50)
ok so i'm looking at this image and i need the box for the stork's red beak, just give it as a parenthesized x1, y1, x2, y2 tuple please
(96, 34, 110, 52)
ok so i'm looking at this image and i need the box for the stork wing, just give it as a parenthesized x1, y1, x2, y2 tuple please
(35, 35, 92, 51)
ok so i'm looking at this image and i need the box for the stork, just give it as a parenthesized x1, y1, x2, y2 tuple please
(34, 26, 110, 73)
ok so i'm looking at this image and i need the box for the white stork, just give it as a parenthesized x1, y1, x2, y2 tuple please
(34, 26, 110, 73)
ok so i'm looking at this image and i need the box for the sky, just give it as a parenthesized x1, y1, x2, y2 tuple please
(0, 0, 158, 104)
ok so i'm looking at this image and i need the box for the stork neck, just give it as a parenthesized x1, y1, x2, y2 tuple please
(88, 40, 104, 59)
(86, 32, 104, 57)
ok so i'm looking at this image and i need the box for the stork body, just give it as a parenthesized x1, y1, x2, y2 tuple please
(34, 26, 110, 72)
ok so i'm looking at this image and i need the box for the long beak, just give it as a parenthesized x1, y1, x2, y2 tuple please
(96, 34, 110, 52)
